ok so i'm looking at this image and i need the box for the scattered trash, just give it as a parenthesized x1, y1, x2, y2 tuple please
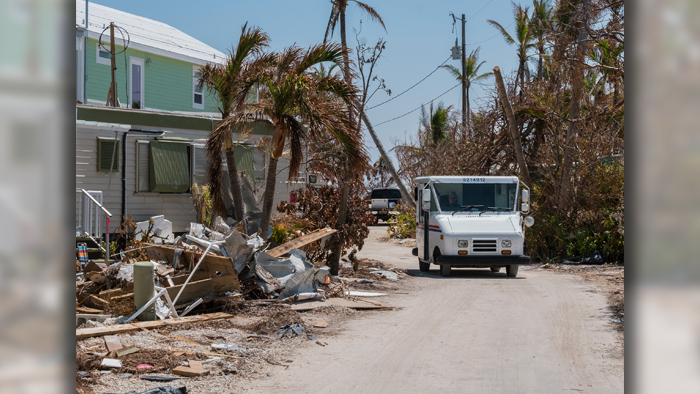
(139, 375, 183, 382)
(276, 323, 310, 339)
(345, 291, 387, 297)
(398, 238, 416, 244)
(77, 371, 90, 378)
(211, 343, 240, 352)
(119, 373, 133, 378)
(132, 386, 187, 394)
(172, 360, 209, 377)
(135, 215, 174, 244)
(563, 250, 605, 265)
(104, 335, 123, 352)
(100, 370, 112, 374)
(610, 318, 624, 324)
(116, 346, 139, 357)
(313, 321, 328, 328)
(100, 358, 122, 368)
(369, 270, 399, 281)
(137, 364, 153, 370)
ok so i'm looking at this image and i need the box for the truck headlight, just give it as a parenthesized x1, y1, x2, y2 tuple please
(458, 240, 469, 248)
(501, 239, 512, 248)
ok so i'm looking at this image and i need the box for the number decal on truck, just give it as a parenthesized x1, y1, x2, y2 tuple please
(462, 177, 486, 182)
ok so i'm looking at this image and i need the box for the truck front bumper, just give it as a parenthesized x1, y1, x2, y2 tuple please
(434, 255, 531, 266)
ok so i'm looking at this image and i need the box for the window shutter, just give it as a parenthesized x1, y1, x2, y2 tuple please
(149, 141, 190, 193)
(233, 144, 255, 182)
(97, 138, 120, 172)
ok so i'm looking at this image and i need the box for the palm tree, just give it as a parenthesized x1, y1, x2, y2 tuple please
(488, 3, 536, 96)
(240, 43, 368, 239)
(323, 0, 386, 80)
(419, 101, 453, 145)
(441, 47, 492, 126)
(199, 24, 269, 224)
(530, 0, 552, 80)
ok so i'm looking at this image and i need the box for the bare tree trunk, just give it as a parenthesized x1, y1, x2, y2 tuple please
(559, 0, 590, 208)
(493, 66, 532, 188)
(360, 109, 416, 207)
(259, 156, 278, 240)
(225, 147, 245, 225)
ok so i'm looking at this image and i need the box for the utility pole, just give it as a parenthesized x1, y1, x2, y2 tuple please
(451, 13, 468, 132)
(109, 22, 117, 107)
(461, 14, 466, 131)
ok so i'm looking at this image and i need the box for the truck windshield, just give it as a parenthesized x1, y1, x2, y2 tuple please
(433, 182, 517, 212)
(370, 189, 402, 199)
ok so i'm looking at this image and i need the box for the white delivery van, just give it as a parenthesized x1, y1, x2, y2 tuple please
(412, 176, 535, 277)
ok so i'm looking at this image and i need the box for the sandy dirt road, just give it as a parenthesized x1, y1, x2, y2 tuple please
(242, 226, 623, 394)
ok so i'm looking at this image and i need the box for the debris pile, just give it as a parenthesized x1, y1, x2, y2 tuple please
(76, 215, 397, 393)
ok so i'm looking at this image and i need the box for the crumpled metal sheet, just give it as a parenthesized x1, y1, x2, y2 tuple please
(222, 229, 254, 274)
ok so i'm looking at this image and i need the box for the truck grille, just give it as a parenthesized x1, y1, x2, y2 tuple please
(472, 239, 497, 253)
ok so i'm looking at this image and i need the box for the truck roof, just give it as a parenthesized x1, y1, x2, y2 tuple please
(414, 176, 519, 184)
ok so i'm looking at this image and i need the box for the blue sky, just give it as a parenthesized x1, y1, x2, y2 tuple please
(89, 0, 522, 162)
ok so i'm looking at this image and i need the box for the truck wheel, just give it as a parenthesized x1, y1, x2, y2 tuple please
(506, 264, 519, 277)
(440, 264, 451, 277)
(490, 267, 501, 273)
(419, 260, 430, 272)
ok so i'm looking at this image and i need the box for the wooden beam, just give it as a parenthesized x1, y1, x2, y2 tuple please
(76, 312, 234, 340)
(165, 275, 240, 305)
(145, 244, 237, 276)
(266, 228, 337, 258)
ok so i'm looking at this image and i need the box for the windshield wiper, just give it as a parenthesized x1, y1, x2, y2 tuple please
(452, 205, 484, 216)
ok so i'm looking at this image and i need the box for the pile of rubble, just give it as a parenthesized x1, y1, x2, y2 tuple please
(76, 215, 395, 393)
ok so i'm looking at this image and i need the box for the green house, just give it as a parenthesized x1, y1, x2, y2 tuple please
(76, 0, 226, 113)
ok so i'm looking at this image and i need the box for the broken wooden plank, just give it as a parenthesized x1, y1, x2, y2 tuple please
(165, 275, 240, 305)
(266, 228, 337, 258)
(290, 298, 387, 311)
(76, 312, 234, 340)
(145, 244, 237, 276)
(173, 351, 243, 360)
(98, 288, 126, 300)
(76, 306, 103, 314)
(116, 346, 139, 357)
(170, 271, 210, 286)
(104, 335, 123, 352)
(172, 360, 208, 377)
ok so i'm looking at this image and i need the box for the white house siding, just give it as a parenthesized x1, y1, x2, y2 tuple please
(76, 124, 307, 234)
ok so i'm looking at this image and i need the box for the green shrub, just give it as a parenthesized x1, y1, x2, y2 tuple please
(387, 203, 416, 239)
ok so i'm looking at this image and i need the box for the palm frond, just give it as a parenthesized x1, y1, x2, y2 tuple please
(487, 20, 516, 45)
(353, 0, 387, 32)
(440, 65, 462, 81)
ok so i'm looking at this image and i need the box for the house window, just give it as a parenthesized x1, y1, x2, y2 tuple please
(130, 57, 145, 109)
(193, 66, 204, 109)
(137, 139, 193, 193)
(97, 137, 120, 172)
(96, 43, 111, 65)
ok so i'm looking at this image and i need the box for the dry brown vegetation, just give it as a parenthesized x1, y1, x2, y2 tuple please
(392, 0, 624, 263)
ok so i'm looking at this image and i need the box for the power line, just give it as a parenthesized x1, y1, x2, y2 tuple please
(466, 0, 495, 21)
(366, 55, 452, 110)
(372, 82, 461, 127)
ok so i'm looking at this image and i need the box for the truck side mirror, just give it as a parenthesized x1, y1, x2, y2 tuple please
(422, 190, 431, 211)
(523, 216, 535, 227)
(521, 203, 529, 212)
(521, 189, 529, 203)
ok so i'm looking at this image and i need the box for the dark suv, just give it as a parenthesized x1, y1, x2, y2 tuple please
(368, 188, 402, 223)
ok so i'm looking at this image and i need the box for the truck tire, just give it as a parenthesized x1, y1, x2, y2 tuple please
(506, 264, 519, 277)
(440, 264, 451, 277)
(419, 260, 430, 272)
(490, 267, 501, 273)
